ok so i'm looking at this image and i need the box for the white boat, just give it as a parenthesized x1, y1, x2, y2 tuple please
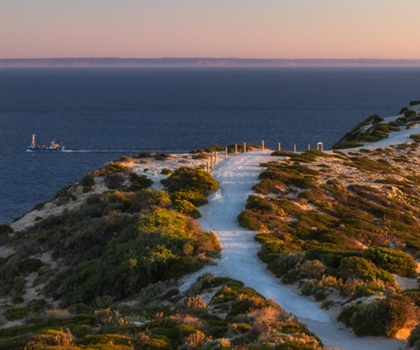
(26, 134, 65, 152)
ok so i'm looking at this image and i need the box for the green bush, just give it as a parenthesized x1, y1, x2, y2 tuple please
(171, 189, 208, 207)
(191, 153, 209, 160)
(161, 167, 218, 196)
(237, 211, 263, 230)
(410, 134, 420, 142)
(161, 168, 173, 175)
(245, 195, 276, 212)
(129, 173, 153, 191)
(104, 173, 126, 190)
(17, 258, 44, 275)
(173, 200, 201, 219)
(153, 153, 171, 161)
(364, 247, 417, 277)
(49, 208, 220, 306)
(404, 110, 417, 118)
(80, 173, 95, 187)
(333, 140, 363, 149)
(95, 162, 131, 176)
(409, 324, 420, 347)
(5, 306, 31, 321)
(131, 189, 172, 212)
(339, 295, 412, 337)
(0, 224, 13, 234)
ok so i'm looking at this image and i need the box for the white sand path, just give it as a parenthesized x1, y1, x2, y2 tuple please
(180, 151, 406, 350)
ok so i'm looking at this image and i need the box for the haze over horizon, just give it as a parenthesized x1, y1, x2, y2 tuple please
(1, 1, 419, 60)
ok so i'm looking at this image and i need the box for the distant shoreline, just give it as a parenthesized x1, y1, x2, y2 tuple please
(1, 57, 420, 68)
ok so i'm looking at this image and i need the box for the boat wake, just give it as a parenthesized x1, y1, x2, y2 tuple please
(62, 149, 191, 154)
(63, 149, 141, 153)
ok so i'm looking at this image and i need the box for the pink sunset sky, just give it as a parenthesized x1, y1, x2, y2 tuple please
(1, 0, 419, 60)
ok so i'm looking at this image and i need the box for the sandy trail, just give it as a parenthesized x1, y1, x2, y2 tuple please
(180, 151, 406, 350)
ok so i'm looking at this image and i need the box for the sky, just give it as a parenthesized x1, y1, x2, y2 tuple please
(1, 0, 420, 60)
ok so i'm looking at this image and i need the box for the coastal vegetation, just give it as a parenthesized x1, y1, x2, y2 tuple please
(238, 144, 420, 338)
(0, 155, 321, 349)
(333, 103, 420, 149)
(1, 101, 420, 348)
(0, 275, 323, 349)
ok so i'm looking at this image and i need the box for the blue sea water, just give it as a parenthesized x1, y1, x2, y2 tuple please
(1, 67, 419, 224)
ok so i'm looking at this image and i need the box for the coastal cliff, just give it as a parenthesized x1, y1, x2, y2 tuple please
(0, 102, 419, 349)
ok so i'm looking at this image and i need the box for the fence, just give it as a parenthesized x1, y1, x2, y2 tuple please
(204, 140, 324, 171)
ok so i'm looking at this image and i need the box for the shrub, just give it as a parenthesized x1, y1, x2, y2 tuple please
(237, 211, 263, 230)
(95, 162, 131, 176)
(5, 306, 30, 321)
(191, 153, 209, 160)
(173, 199, 201, 219)
(171, 189, 209, 207)
(129, 173, 153, 191)
(161, 168, 173, 175)
(131, 189, 172, 211)
(134, 151, 156, 158)
(410, 134, 420, 142)
(94, 308, 127, 327)
(185, 330, 208, 348)
(17, 258, 44, 275)
(181, 296, 207, 310)
(45, 308, 70, 319)
(161, 167, 218, 196)
(333, 140, 363, 149)
(82, 333, 133, 347)
(154, 153, 171, 161)
(204, 145, 224, 152)
(79, 173, 95, 187)
(338, 256, 381, 282)
(24, 328, 73, 347)
(409, 324, 420, 347)
(340, 295, 413, 337)
(104, 173, 126, 189)
(364, 247, 417, 277)
(404, 110, 417, 118)
(298, 260, 326, 279)
(0, 224, 13, 234)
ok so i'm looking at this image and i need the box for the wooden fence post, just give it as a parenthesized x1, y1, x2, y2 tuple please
(262, 140, 264, 151)
(278, 143, 281, 151)
(294, 144, 297, 153)
(225, 147, 228, 158)
(243, 142, 247, 153)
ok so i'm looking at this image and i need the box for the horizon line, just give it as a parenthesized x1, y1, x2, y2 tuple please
(2, 57, 420, 68)
(2, 57, 420, 61)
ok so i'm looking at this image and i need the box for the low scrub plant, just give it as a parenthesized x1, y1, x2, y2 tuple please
(161, 167, 218, 196)
(94, 162, 131, 176)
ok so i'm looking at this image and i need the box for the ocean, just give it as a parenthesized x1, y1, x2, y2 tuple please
(1, 67, 419, 224)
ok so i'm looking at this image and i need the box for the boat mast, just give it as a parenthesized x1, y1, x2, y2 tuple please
(31, 134, 36, 148)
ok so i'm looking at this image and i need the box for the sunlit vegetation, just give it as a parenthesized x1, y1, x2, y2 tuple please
(0, 275, 323, 350)
(0, 162, 220, 312)
(410, 134, 420, 142)
(333, 102, 420, 149)
(239, 147, 420, 337)
(161, 166, 219, 219)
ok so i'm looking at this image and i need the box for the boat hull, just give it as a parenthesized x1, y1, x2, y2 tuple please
(26, 147, 65, 152)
